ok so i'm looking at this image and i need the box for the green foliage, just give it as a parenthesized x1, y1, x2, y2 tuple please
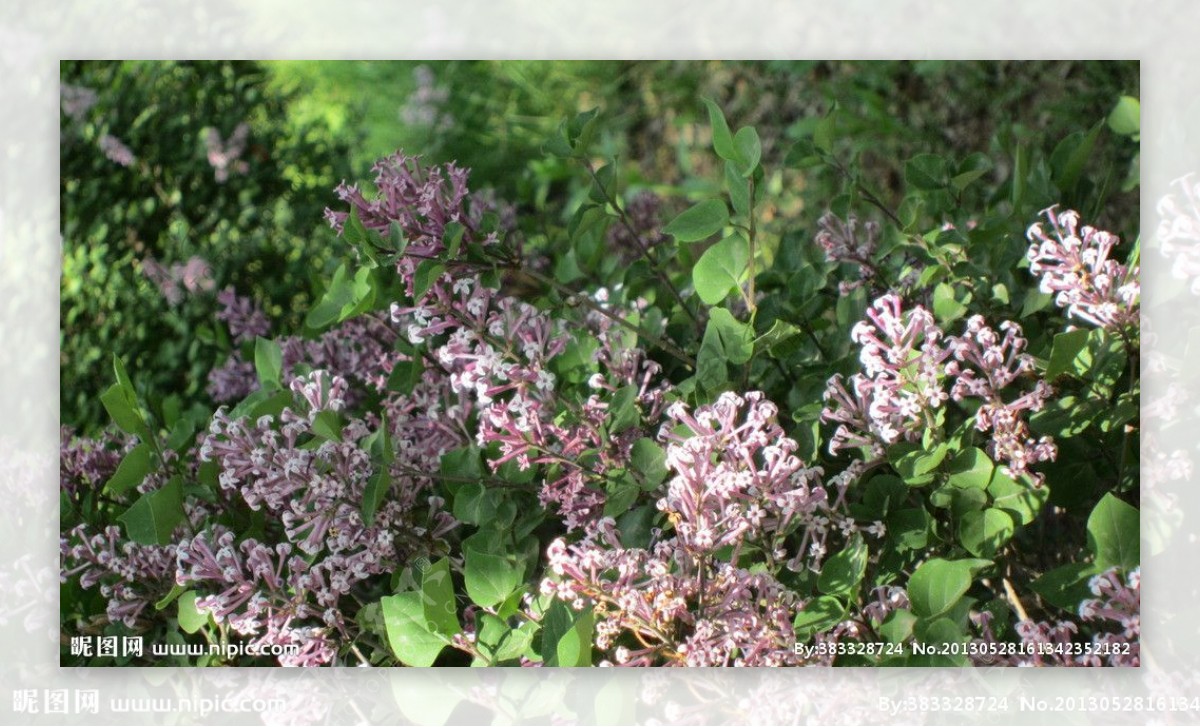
(61, 61, 353, 432)
(61, 60, 1140, 668)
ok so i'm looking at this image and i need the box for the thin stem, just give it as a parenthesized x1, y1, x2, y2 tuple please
(581, 158, 702, 332)
(746, 176, 758, 313)
(523, 268, 696, 368)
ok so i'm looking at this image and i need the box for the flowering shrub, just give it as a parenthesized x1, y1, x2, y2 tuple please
(60, 71, 1140, 667)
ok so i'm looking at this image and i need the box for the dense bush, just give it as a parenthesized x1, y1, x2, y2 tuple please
(60, 61, 1140, 667)
(61, 61, 354, 432)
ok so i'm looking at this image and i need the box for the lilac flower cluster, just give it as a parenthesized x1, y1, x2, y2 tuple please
(1026, 206, 1140, 330)
(946, 316, 1056, 480)
(61, 525, 177, 629)
(60, 83, 97, 122)
(971, 567, 1139, 667)
(98, 133, 136, 167)
(814, 212, 880, 294)
(325, 152, 496, 274)
(207, 309, 400, 406)
(325, 155, 668, 531)
(189, 370, 458, 664)
(59, 425, 133, 498)
(823, 293, 1056, 481)
(204, 122, 250, 182)
(822, 293, 949, 457)
(606, 191, 670, 263)
(214, 288, 271, 344)
(400, 65, 453, 132)
(142, 255, 215, 305)
(539, 392, 871, 666)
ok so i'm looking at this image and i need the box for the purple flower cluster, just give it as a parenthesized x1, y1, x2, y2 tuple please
(971, 567, 1139, 667)
(946, 316, 1056, 480)
(60, 525, 177, 629)
(1026, 206, 1140, 330)
(823, 293, 1056, 481)
(814, 212, 880, 294)
(606, 191, 670, 263)
(822, 293, 949, 456)
(188, 369, 457, 665)
(539, 392, 870, 666)
(325, 152, 494, 269)
(60, 83, 97, 121)
(204, 122, 250, 182)
(214, 288, 271, 344)
(142, 255, 215, 305)
(98, 133, 135, 167)
(400, 65, 453, 132)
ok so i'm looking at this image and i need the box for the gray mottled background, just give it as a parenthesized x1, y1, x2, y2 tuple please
(2, 1, 1195, 724)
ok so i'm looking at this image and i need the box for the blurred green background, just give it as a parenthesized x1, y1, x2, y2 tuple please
(60, 60, 1139, 433)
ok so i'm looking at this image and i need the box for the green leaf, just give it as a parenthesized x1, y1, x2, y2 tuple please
(1031, 562, 1099, 612)
(254, 337, 283, 390)
(959, 508, 1015, 558)
(381, 592, 450, 666)
(905, 154, 947, 191)
(1011, 143, 1028, 208)
(947, 447, 994, 490)
(1107, 96, 1140, 136)
(603, 472, 640, 517)
(792, 595, 847, 640)
(112, 354, 135, 399)
(153, 583, 187, 611)
(387, 357, 424, 395)
(631, 438, 669, 488)
(1087, 493, 1140, 571)
(951, 153, 993, 192)
(419, 558, 461, 637)
(704, 307, 754, 364)
(1051, 122, 1103, 196)
(932, 282, 966, 324)
(311, 410, 343, 442)
(664, 199, 729, 243)
(117, 476, 184, 545)
(1046, 329, 1092, 379)
(105, 442, 154, 496)
(343, 205, 370, 246)
(177, 591, 210, 634)
(541, 599, 594, 667)
(912, 617, 968, 666)
(607, 385, 640, 433)
(463, 538, 525, 608)
(879, 609, 917, 643)
(754, 319, 801, 355)
(907, 558, 990, 619)
(987, 470, 1047, 526)
(693, 234, 749, 304)
(817, 534, 867, 596)
(702, 98, 738, 163)
(813, 109, 837, 154)
(888, 507, 931, 551)
(725, 162, 751, 219)
(892, 442, 948, 486)
(440, 445, 483, 483)
(305, 263, 354, 330)
(362, 469, 390, 526)
(443, 221, 466, 259)
(412, 260, 445, 301)
(100, 383, 145, 436)
(733, 126, 762, 176)
(453, 482, 503, 525)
